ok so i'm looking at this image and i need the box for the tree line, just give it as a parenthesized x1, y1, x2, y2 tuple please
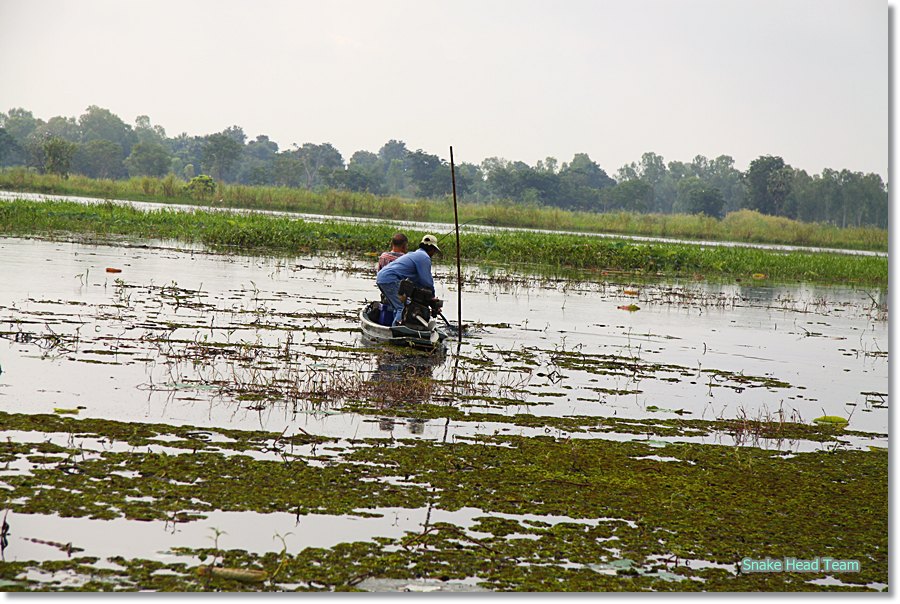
(0, 106, 887, 228)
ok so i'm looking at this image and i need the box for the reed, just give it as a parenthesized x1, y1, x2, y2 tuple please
(0, 168, 886, 252)
(0, 198, 886, 286)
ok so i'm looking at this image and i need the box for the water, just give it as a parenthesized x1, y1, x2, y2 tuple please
(0, 237, 887, 436)
(0, 236, 888, 589)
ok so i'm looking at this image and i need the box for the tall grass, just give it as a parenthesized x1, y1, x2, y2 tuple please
(0, 168, 886, 252)
(0, 198, 886, 286)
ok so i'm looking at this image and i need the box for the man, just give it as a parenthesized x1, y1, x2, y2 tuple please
(376, 234, 441, 326)
(377, 232, 408, 272)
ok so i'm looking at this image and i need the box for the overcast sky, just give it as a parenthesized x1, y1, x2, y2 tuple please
(0, 0, 888, 179)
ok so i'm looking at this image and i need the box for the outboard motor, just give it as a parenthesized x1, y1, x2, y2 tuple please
(398, 279, 442, 330)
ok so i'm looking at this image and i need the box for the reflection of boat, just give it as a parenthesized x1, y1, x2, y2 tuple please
(360, 301, 447, 351)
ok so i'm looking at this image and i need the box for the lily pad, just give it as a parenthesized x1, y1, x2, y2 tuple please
(812, 415, 849, 428)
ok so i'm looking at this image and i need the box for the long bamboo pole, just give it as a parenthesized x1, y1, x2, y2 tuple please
(450, 146, 462, 343)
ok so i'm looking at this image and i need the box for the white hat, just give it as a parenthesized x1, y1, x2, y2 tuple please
(421, 234, 441, 252)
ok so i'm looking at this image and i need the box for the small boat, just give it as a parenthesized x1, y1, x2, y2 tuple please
(360, 301, 447, 350)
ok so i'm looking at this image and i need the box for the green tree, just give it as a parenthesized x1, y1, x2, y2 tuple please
(74, 139, 125, 178)
(294, 142, 344, 189)
(134, 115, 167, 145)
(605, 179, 654, 212)
(673, 177, 725, 217)
(1, 108, 43, 146)
(43, 136, 77, 177)
(744, 155, 792, 216)
(201, 132, 243, 180)
(34, 115, 81, 142)
(385, 159, 408, 194)
(0, 127, 25, 166)
(378, 139, 408, 170)
(78, 105, 137, 156)
(406, 149, 450, 198)
(559, 153, 615, 190)
(125, 141, 172, 177)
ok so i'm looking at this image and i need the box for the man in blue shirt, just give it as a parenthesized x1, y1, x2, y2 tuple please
(376, 234, 441, 326)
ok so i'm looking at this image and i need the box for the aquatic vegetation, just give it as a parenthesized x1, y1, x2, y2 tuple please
(0, 412, 887, 592)
(0, 236, 887, 592)
(0, 199, 888, 285)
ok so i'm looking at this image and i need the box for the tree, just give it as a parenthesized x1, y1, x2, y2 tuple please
(74, 139, 125, 178)
(43, 137, 77, 177)
(34, 115, 81, 142)
(559, 153, 616, 190)
(201, 132, 243, 180)
(125, 141, 172, 177)
(378, 139, 408, 168)
(134, 115, 167, 145)
(335, 151, 386, 193)
(0, 127, 25, 166)
(744, 155, 792, 216)
(406, 149, 450, 198)
(673, 177, 725, 217)
(294, 142, 344, 189)
(605, 179, 653, 212)
(1, 108, 43, 146)
(78, 106, 137, 156)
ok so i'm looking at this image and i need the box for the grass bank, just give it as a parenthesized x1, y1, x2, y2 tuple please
(0, 168, 887, 252)
(0, 198, 887, 286)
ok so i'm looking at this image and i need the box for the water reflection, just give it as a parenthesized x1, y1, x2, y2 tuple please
(368, 351, 446, 435)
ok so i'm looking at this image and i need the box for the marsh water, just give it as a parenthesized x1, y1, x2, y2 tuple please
(0, 235, 888, 591)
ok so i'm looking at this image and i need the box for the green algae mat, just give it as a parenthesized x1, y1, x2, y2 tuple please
(0, 411, 886, 592)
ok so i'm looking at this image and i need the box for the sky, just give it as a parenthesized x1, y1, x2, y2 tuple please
(0, 0, 888, 179)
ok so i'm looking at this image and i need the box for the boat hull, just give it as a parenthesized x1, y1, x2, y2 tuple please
(359, 302, 446, 350)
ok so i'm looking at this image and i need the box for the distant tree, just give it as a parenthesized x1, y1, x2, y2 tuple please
(605, 179, 654, 212)
(0, 127, 25, 166)
(378, 139, 408, 169)
(34, 115, 81, 142)
(559, 153, 616, 190)
(74, 139, 125, 178)
(406, 149, 450, 198)
(385, 159, 408, 194)
(294, 142, 344, 189)
(170, 133, 204, 175)
(673, 177, 725, 217)
(744, 155, 792, 216)
(1, 108, 43, 146)
(125, 141, 172, 177)
(134, 115, 167, 145)
(221, 125, 247, 145)
(535, 156, 559, 174)
(78, 106, 137, 156)
(702, 155, 746, 213)
(340, 151, 386, 193)
(201, 132, 243, 180)
(452, 162, 484, 200)
(43, 137, 77, 177)
(245, 135, 279, 161)
(349, 150, 379, 169)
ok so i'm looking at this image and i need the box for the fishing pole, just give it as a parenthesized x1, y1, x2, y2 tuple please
(450, 146, 462, 344)
(436, 217, 484, 245)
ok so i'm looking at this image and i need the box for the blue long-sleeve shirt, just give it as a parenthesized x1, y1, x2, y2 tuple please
(375, 248, 435, 293)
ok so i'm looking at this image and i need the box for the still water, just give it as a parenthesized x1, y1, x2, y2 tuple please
(0, 236, 888, 579)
